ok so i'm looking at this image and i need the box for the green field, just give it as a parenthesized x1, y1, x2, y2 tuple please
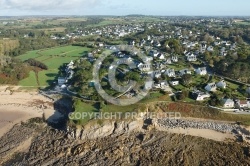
(18, 45, 91, 86)
(71, 98, 250, 126)
(19, 71, 38, 86)
(235, 21, 250, 25)
(18, 51, 42, 61)
(70, 100, 99, 125)
(87, 17, 163, 28)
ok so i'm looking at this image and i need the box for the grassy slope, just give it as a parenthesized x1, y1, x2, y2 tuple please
(70, 100, 99, 125)
(18, 71, 38, 86)
(18, 46, 90, 86)
(72, 97, 250, 126)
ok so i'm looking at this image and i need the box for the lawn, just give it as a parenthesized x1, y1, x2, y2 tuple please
(139, 92, 171, 103)
(39, 45, 87, 56)
(192, 75, 208, 87)
(43, 57, 75, 69)
(18, 51, 42, 61)
(18, 71, 38, 86)
(70, 100, 99, 125)
(38, 70, 58, 86)
(211, 76, 246, 99)
(167, 62, 189, 71)
(102, 104, 138, 113)
(18, 45, 91, 87)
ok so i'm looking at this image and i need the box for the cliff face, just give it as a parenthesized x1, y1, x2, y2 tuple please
(68, 120, 144, 140)
(1, 119, 250, 166)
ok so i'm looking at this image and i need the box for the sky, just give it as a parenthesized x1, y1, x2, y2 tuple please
(0, 0, 250, 16)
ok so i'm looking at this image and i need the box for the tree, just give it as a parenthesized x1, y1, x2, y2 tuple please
(221, 29, 230, 39)
(204, 51, 211, 62)
(166, 39, 182, 54)
(125, 71, 141, 83)
(181, 74, 192, 86)
(238, 51, 248, 60)
(209, 59, 214, 66)
(176, 93, 185, 100)
(25, 58, 48, 70)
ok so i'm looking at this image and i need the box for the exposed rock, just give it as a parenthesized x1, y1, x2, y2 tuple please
(70, 120, 144, 140)
(4, 127, 250, 166)
(2, 118, 250, 166)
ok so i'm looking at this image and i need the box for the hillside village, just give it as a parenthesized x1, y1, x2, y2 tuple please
(55, 18, 250, 112)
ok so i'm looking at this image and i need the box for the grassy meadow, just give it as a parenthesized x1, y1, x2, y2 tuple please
(18, 45, 90, 87)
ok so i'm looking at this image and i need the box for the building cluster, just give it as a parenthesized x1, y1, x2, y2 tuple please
(58, 60, 75, 88)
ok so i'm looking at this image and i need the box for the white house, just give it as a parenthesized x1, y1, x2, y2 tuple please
(156, 42, 161, 47)
(142, 56, 153, 63)
(222, 98, 235, 108)
(221, 41, 227, 45)
(192, 90, 210, 101)
(200, 43, 207, 53)
(68, 70, 74, 79)
(216, 80, 227, 89)
(138, 63, 151, 72)
(187, 54, 197, 62)
(132, 40, 135, 46)
(144, 81, 154, 90)
(214, 41, 221, 46)
(171, 56, 178, 62)
(220, 47, 227, 56)
(169, 80, 179, 86)
(236, 100, 249, 108)
(207, 46, 214, 52)
(67, 60, 74, 69)
(185, 52, 194, 57)
(154, 81, 169, 89)
(165, 68, 175, 77)
(166, 58, 172, 64)
(205, 82, 217, 92)
(147, 35, 151, 41)
(149, 50, 158, 57)
(179, 69, 192, 76)
(58, 77, 66, 86)
(225, 42, 231, 46)
(157, 53, 165, 60)
(153, 70, 162, 78)
(195, 67, 207, 75)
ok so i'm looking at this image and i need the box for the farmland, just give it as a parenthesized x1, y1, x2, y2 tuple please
(235, 21, 250, 25)
(18, 45, 91, 87)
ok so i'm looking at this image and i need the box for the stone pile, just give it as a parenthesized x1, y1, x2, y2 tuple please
(157, 119, 239, 133)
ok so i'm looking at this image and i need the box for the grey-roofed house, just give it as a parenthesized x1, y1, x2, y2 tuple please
(222, 98, 235, 108)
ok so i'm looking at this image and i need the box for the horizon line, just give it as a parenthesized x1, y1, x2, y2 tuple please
(0, 14, 250, 17)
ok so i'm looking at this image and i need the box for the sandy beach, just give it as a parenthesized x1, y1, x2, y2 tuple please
(0, 86, 56, 137)
(165, 127, 235, 141)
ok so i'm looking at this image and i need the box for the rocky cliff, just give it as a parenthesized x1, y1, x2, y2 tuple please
(1, 118, 250, 166)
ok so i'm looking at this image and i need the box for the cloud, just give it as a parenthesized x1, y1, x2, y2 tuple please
(0, 0, 99, 11)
